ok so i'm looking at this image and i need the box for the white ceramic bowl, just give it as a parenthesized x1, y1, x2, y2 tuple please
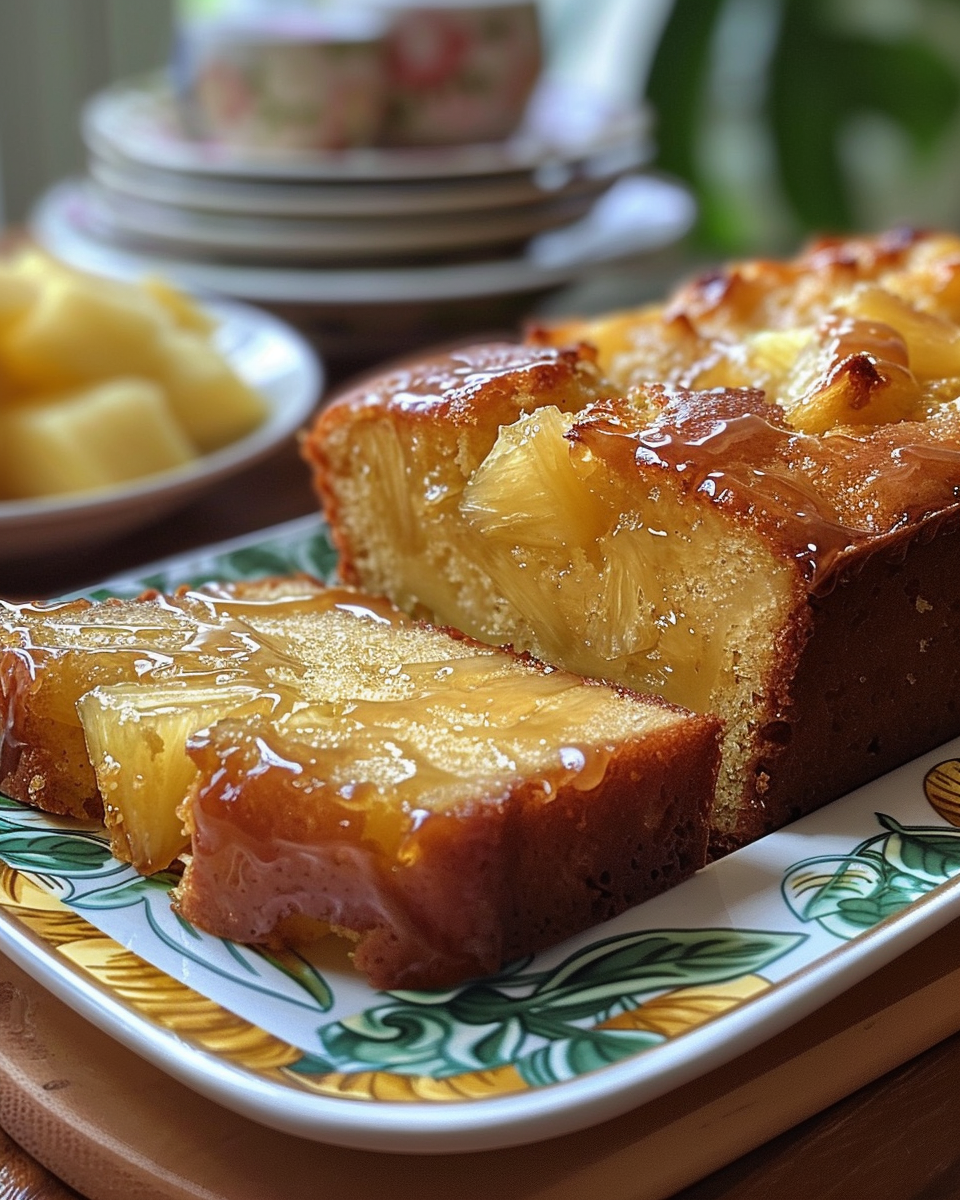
(0, 298, 323, 560)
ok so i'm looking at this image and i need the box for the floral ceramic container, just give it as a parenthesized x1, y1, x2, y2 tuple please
(379, 0, 543, 145)
(176, 9, 389, 151)
(174, 1, 542, 152)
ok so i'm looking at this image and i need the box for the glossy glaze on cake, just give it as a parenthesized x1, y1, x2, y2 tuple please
(304, 229, 960, 854)
(0, 577, 720, 988)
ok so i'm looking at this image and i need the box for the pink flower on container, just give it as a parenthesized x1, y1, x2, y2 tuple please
(196, 59, 256, 128)
(387, 13, 470, 91)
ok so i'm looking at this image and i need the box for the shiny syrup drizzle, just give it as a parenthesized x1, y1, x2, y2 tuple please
(348, 342, 588, 417)
(1, 586, 398, 662)
(1, 585, 621, 829)
(199, 649, 621, 851)
(572, 397, 960, 593)
(0, 586, 381, 764)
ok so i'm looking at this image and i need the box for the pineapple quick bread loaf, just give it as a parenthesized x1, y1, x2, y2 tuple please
(304, 227, 960, 857)
(0, 577, 720, 990)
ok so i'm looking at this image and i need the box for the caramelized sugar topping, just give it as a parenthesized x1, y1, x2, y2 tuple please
(534, 229, 960, 436)
(2, 582, 677, 872)
(578, 388, 960, 592)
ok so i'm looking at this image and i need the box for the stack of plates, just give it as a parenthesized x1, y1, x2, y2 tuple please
(32, 75, 697, 360)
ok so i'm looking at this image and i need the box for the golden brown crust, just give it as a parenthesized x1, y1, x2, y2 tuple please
(175, 708, 719, 991)
(530, 228, 960, 434)
(726, 519, 960, 854)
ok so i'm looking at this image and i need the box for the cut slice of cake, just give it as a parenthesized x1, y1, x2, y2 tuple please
(0, 578, 720, 989)
(303, 230, 960, 856)
(0, 576, 327, 844)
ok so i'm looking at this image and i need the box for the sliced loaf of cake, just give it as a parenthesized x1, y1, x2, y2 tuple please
(303, 229, 960, 856)
(0, 578, 720, 989)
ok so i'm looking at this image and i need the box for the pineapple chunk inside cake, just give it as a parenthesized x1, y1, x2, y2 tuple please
(339, 399, 794, 718)
(77, 682, 273, 874)
(457, 404, 799, 834)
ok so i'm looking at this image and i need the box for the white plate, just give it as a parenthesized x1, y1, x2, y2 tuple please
(0, 515, 958, 1154)
(0, 303, 323, 558)
(80, 178, 598, 262)
(32, 174, 697, 304)
(82, 75, 650, 183)
(87, 142, 645, 219)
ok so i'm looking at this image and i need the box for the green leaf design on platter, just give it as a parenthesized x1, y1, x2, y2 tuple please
(86, 517, 338, 600)
(72, 866, 336, 1013)
(520, 1028, 663, 1087)
(253, 945, 334, 1013)
(291, 926, 804, 1082)
(0, 809, 123, 895)
(782, 853, 887, 923)
(783, 813, 960, 939)
(0, 796, 336, 1015)
(878, 814, 960, 883)
(519, 928, 795, 1012)
(222, 536, 337, 582)
(0, 828, 113, 876)
(71, 869, 179, 910)
(816, 885, 932, 940)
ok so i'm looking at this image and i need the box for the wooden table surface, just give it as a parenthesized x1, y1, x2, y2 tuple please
(1, 356, 960, 1199)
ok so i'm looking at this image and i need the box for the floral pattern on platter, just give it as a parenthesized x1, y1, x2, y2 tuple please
(0, 793, 801, 1101)
(87, 516, 340, 600)
(783, 763, 960, 940)
(0, 519, 957, 1113)
(286, 928, 801, 1093)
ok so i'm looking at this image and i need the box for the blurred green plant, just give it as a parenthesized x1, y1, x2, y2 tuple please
(647, 0, 960, 252)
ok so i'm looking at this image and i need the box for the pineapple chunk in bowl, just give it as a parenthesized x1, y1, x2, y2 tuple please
(0, 256, 323, 558)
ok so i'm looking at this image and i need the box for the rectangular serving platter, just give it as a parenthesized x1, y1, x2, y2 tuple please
(0, 513, 958, 1154)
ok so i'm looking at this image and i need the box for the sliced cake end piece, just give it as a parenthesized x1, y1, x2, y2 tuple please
(1, 576, 719, 988)
(0, 577, 330, 849)
(172, 592, 720, 991)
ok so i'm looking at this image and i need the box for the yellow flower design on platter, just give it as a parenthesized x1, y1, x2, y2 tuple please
(924, 759, 960, 826)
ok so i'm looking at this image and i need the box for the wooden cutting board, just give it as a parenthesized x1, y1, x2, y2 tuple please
(0, 917, 959, 1200)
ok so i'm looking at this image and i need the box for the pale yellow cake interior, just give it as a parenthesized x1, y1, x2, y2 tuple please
(323, 403, 796, 840)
